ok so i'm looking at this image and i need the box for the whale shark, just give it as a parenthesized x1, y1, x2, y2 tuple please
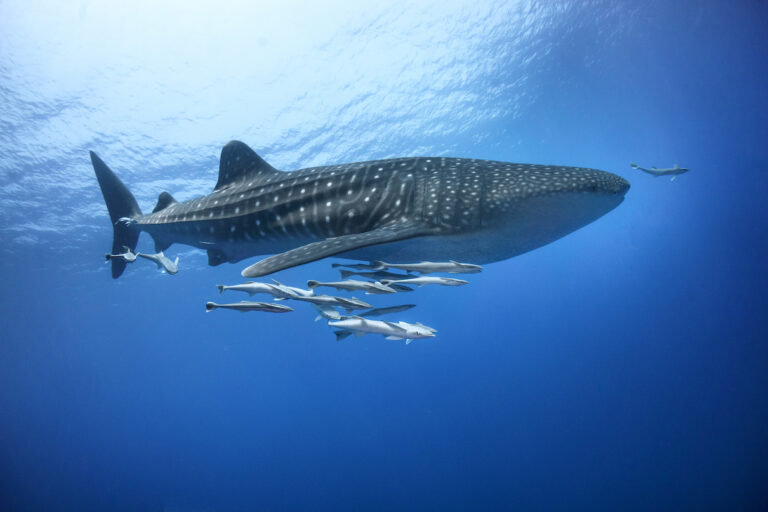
(91, 140, 629, 279)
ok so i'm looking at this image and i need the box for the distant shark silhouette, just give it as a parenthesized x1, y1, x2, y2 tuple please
(631, 162, 689, 179)
(91, 141, 629, 278)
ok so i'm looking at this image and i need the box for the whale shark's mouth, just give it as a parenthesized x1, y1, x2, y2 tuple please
(605, 174, 630, 196)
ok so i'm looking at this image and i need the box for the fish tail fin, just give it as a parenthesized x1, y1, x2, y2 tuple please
(91, 151, 142, 279)
(205, 302, 217, 312)
(371, 260, 386, 270)
(331, 263, 342, 268)
(216, 285, 225, 295)
(334, 330, 352, 341)
(630, 162, 638, 168)
(105, 253, 112, 262)
(339, 270, 354, 279)
(307, 280, 319, 289)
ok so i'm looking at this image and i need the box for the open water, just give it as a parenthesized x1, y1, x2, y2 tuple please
(1, 1, 766, 510)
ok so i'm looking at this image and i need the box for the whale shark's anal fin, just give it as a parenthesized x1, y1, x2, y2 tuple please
(151, 235, 172, 253)
(207, 248, 229, 266)
(241, 221, 438, 278)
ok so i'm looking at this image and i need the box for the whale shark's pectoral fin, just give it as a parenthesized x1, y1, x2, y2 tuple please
(241, 221, 438, 278)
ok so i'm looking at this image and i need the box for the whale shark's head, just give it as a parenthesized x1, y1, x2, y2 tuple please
(480, 165, 630, 258)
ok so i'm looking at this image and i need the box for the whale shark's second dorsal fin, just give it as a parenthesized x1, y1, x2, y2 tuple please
(149, 191, 178, 252)
(215, 141, 280, 191)
(152, 191, 177, 213)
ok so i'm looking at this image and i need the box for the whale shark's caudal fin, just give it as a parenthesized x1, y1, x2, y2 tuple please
(90, 151, 142, 279)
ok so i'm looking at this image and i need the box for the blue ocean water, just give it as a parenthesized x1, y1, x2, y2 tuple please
(1, 1, 767, 510)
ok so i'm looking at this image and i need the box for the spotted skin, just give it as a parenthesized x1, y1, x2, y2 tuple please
(93, 141, 630, 278)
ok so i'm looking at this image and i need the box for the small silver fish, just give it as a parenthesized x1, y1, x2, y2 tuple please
(205, 301, 293, 313)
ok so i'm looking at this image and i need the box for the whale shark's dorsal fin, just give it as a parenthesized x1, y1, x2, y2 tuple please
(152, 191, 177, 213)
(215, 140, 280, 191)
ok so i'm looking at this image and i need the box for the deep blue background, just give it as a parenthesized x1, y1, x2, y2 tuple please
(1, 1, 767, 510)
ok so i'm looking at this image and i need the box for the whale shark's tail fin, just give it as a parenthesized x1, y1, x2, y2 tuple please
(91, 151, 142, 279)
